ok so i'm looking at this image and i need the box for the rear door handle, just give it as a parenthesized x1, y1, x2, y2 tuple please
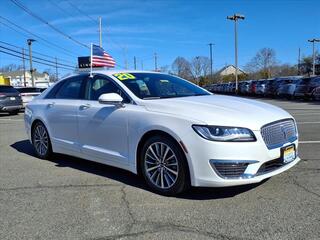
(80, 104, 91, 110)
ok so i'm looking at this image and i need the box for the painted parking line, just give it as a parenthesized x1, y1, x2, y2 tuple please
(297, 122, 320, 124)
(0, 118, 23, 122)
(292, 113, 320, 115)
(299, 141, 320, 144)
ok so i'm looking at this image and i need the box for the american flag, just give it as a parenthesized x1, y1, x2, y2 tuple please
(91, 44, 116, 68)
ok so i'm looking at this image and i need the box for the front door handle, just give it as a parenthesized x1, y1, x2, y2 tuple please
(80, 104, 91, 110)
(48, 102, 55, 108)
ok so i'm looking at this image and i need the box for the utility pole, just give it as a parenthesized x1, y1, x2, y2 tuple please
(55, 57, 58, 81)
(124, 46, 128, 69)
(27, 39, 36, 87)
(208, 43, 214, 79)
(154, 53, 158, 71)
(141, 60, 144, 70)
(134, 56, 137, 70)
(298, 47, 301, 75)
(22, 48, 27, 87)
(99, 16, 102, 47)
(308, 38, 320, 76)
(227, 13, 245, 94)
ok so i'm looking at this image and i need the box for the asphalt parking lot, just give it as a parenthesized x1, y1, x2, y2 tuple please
(0, 98, 319, 240)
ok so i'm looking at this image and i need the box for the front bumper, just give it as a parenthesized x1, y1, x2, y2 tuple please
(182, 129, 300, 187)
(200, 156, 300, 187)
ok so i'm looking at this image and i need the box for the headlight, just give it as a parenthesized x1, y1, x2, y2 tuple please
(192, 125, 256, 142)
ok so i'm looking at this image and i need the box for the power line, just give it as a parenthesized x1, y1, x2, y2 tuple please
(0, 49, 75, 71)
(48, 0, 77, 19)
(0, 16, 78, 57)
(10, 0, 89, 49)
(103, 27, 126, 51)
(0, 40, 76, 65)
(66, 0, 98, 24)
(0, 43, 125, 71)
(0, 45, 75, 68)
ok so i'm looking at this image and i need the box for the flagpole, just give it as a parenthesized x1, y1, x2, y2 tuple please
(90, 43, 93, 77)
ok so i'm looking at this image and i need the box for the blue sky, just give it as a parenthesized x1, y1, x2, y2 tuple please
(0, 0, 319, 76)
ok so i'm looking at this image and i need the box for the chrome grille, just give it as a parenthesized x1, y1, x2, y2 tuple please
(261, 119, 297, 149)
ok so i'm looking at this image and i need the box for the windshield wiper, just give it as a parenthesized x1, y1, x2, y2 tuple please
(142, 97, 161, 100)
(193, 93, 210, 96)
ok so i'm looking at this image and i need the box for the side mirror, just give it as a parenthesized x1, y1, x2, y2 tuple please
(98, 93, 124, 107)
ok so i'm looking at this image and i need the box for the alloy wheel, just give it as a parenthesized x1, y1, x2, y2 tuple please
(144, 142, 179, 189)
(33, 124, 49, 157)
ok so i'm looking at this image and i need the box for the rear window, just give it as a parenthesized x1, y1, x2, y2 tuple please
(0, 86, 19, 93)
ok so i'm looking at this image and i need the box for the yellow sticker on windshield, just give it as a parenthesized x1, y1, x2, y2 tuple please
(113, 73, 136, 80)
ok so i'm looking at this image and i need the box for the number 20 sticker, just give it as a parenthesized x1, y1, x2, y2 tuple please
(113, 73, 136, 80)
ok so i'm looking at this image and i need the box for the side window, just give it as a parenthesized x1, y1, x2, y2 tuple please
(85, 77, 130, 103)
(54, 77, 83, 99)
(45, 81, 65, 99)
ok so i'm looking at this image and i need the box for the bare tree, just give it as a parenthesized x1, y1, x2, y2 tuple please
(159, 65, 170, 73)
(0, 64, 23, 72)
(245, 48, 277, 78)
(190, 56, 211, 82)
(171, 57, 192, 80)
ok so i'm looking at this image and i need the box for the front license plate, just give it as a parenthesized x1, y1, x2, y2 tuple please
(10, 97, 15, 100)
(282, 145, 296, 163)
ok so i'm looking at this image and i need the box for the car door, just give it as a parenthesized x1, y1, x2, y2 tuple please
(77, 74, 132, 167)
(45, 75, 86, 155)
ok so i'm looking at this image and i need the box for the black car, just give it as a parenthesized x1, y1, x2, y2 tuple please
(265, 78, 284, 97)
(294, 77, 320, 99)
(0, 85, 23, 115)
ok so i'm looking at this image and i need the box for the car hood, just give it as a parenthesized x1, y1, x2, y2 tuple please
(141, 95, 293, 130)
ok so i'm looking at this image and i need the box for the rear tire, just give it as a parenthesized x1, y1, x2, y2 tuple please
(32, 121, 52, 159)
(140, 135, 190, 196)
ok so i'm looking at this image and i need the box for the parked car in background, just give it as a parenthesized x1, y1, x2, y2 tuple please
(16, 87, 43, 107)
(243, 80, 252, 95)
(0, 85, 23, 115)
(313, 86, 320, 100)
(255, 80, 268, 95)
(277, 78, 301, 99)
(265, 78, 285, 97)
(309, 77, 320, 100)
(276, 79, 290, 97)
(294, 77, 320, 99)
(264, 79, 275, 96)
(238, 81, 246, 95)
(249, 80, 258, 95)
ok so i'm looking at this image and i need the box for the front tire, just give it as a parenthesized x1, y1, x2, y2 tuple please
(32, 121, 52, 159)
(140, 135, 190, 196)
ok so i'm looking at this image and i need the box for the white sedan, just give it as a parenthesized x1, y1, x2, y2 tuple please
(24, 71, 300, 195)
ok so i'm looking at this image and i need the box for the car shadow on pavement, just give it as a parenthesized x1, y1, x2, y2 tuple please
(11, 139, 267, 200)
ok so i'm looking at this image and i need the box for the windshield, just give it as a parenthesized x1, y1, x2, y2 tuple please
(113, 73, 210, 99)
